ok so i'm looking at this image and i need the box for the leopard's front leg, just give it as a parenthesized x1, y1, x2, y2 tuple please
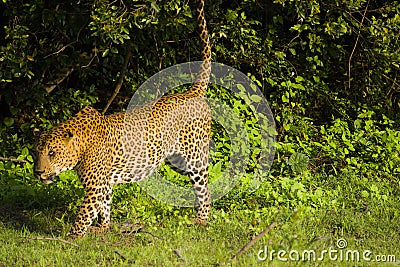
(89, 186, 113, 234)
(68, 186, 109, 237)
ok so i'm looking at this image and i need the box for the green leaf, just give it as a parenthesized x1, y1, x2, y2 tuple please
(250, 94, 262, 102)
(288, 152, 309, 173)
(370, 184, 379, 193)
(3, 118, 14, 127)
(361, 190, 369, 198)
(21, 147, 29, 157)
(211, 161, 222, 176)
(151, 2, 160, 13)
(291, 182, 304, 192)
(236, 83, 245, 92)
(102, 49, 110, 58)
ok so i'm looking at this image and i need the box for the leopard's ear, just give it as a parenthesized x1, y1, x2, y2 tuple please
(33, 128, 41, 137)
(63, 130, 74, 145)
(77, 106, 99, 117)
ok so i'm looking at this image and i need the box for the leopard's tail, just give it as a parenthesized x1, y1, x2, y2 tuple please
(187, 0, 211, 97)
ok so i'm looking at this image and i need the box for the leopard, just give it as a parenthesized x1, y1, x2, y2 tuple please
(34, 0, 212, 237)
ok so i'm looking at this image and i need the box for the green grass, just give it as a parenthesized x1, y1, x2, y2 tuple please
(1, 170, 400, 266)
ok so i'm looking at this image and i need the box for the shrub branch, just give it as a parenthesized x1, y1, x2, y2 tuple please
(102, 43, 132, 114)
(348, 0, 370, 89)
(0, 157, 28, 164)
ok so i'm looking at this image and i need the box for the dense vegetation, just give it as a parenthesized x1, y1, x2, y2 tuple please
(1, 0, 399, 265)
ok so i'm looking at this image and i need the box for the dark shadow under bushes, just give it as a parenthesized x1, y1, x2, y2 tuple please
(0, 169, 84, 235)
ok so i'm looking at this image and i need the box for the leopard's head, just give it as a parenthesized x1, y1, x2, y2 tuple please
(34, 127, 79, 184)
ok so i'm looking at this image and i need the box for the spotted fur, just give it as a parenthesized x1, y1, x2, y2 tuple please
(34, 0, 211, 237)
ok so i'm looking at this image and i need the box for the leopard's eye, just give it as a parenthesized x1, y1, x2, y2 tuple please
(48, 150, 56, 158)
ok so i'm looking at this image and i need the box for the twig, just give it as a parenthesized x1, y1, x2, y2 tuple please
(115, 250, 134, 264)
(348, 0, 370, 89)
(81, 53, 97, 69)
(0, 157, 28, 164)
(102, 42, 132, 114)
(44, 19, 88, 59)
(173, 249, 185, 262)
(119, 224, 164, 240)
(44, 42, 76, 59)
(19, 237, 79, 247)
(45, 67, 74, 93)
(141, 230, 164, 240)
(115, 250, 127, 260)
(153, 33, 163, 70)
(231, 222, 277, 262)
(382, 73, 400, 91)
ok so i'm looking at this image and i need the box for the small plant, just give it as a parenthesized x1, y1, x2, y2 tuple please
(288, 152, 309, 174)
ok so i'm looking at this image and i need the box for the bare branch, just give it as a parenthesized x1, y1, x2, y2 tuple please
(230, 222, 277, 262)
(44, 19, 88, 59)
(115, 250, 127, 260)
(44, 67, 74, 93)
(102, 43, 132, 114)
(383, 73, 400, 91)
(44, 42, 76, 59)
(348, 0, 370, 89)
(173, 249, 185, 262)
(115, 250, 133, 264)
(19, 237, 79, 247)
(80, 54, 97, 69)
(0, 157, 28, 164)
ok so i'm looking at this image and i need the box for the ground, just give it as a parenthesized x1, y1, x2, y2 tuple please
(0, 169, 399, 266)
(0, 168, 400, 266)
